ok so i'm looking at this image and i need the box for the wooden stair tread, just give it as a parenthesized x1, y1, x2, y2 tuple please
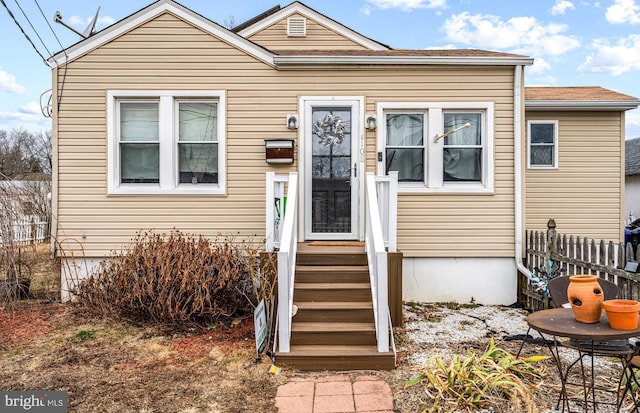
(282, 345, 392, 356)
(296, 265, 368, 272)
(295, 301, 373, 310)
(297, 244, 365, 254)
(292, 322, 375, 332)
(295, 283, 370, 289)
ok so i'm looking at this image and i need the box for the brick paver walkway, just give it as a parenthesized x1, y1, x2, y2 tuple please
(275, 375, 395, 413)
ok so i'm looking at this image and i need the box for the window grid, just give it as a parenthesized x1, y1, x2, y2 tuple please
(528, 121, 558, 168)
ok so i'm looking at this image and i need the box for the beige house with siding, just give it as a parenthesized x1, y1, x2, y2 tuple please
(47, 0, 638, 368)
(525, 86, 638, 239)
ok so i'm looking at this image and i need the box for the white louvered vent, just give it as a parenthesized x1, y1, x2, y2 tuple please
(287, 17, 306, 37)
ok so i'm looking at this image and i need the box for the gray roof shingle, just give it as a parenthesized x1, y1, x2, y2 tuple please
(626, 137, 640, 176)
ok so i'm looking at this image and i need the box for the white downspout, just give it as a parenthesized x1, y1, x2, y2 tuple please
(514, 65, 533, 280)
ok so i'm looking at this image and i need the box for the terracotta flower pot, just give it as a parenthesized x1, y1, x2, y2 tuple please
(567, 275, 604, 323)
(604, 299, 640, 330)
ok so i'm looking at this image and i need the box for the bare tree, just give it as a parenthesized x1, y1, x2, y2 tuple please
(223, 15, 236, 30)
(0, 129, 52, 179)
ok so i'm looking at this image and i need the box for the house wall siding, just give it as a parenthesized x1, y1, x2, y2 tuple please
(55, 12, 516, 258)
(626, 174, 640, 223)
(524, 111, 624, 241)
(245, 12, 370, 50)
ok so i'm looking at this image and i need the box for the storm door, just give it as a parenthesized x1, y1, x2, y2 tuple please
(303, 100, 360, 240)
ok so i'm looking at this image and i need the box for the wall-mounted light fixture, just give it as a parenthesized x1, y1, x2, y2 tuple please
(286, 114, 298, 129)
(366, 114, 377, 130)
(265, 139, 295, 164)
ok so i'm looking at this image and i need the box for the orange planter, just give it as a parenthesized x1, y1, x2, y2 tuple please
(567, 275, 604, 323)
(604, 299, 640, 330)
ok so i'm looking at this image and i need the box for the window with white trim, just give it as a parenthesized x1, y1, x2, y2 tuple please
(443, 112, 483, 182)
(108, 91, 226, 195)
(385, 112, 425, 182)
(528, 120, 558, 168)
(378, 102, 493, 193)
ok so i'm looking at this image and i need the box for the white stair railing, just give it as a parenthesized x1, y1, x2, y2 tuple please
(266, 172, 298, 353)
(365, 172, 398, 352)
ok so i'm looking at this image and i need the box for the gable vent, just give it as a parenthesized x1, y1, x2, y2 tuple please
(287, 17, 306, 37)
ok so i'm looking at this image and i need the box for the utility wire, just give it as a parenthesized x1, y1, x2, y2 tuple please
(34, 0, 68, 111)
(0, 0, 49, 65)
(14, 0, 52, 56)
(34, 0, 65, 51)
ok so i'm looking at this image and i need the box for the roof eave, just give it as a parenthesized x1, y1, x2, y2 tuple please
(526, 100, 640, 111)
(273, 55, 535, 67)
(47, 0, 276, 68)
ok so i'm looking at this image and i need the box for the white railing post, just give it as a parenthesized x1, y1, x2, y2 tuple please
(365, 173, 389, 352)
(266, 173, 287, 252)
(387, 171, 398, 253)
(266, 172, 275, 252)
(276, 172, 298, 353)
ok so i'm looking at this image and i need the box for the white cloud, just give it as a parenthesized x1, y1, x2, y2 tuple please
(366, 0, 447, 11)
(551, 0, 575, 15)
(529, 57, 552, 74)
(606, 0, 640, 24)
(360, 5, 372, 16)
(0, 102, 50, 126)
(442, 13, 581, 59)
(0, 68, 26, 94)
(626, 109, 640, 138)
(20, 102, 45, 116)
(528, 75, 559, 85)
(577, 34, 640, 75)
(68, 15, 116, 30)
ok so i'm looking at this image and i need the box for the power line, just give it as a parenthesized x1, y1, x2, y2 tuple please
(0, 0, 48, 65)
(34, 0, 65, 51)
(13, 0, 52, 56)
(34, 0, 69, 111)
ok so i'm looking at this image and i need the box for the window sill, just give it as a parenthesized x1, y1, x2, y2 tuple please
(108, 184, 226, 196)
(398, 184, 495, 195)
(528, 165, 558, 170)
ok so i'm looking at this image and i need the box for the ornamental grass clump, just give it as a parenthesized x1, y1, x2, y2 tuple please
(406, 337, 548, 413)
(76, 231, 256, 328)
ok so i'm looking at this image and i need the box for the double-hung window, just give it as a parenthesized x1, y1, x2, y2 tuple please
(119, 101, 160, 184)
(528, 120, 558, 168)
(378, 102, 493, 193)
(385, 113, 425, 182)
(443, 112, 483, 182)
(177, 101, 218, 184)
(108, 91, 226, 195)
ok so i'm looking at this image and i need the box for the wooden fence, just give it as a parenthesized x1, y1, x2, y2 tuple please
(518, 219, 640, 310)
(0, 217, 49, 246)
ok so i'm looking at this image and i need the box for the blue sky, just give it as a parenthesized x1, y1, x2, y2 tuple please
(1, 0, 640, 136)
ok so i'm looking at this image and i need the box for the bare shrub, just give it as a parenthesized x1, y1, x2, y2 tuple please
(76, 231, 257, 328)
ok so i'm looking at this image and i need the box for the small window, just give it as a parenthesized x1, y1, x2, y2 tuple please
(287, 17, 306, 37)
(528, 121, 558, 168)
(385, 113, 425, 182)
(443, 112, 483, 183)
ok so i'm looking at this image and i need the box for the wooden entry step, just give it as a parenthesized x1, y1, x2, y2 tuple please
(275, 345, 395, 371)
(275, 243, 395, 371)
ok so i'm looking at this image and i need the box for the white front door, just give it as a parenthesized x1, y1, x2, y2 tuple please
(302, 98, 362, 240)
